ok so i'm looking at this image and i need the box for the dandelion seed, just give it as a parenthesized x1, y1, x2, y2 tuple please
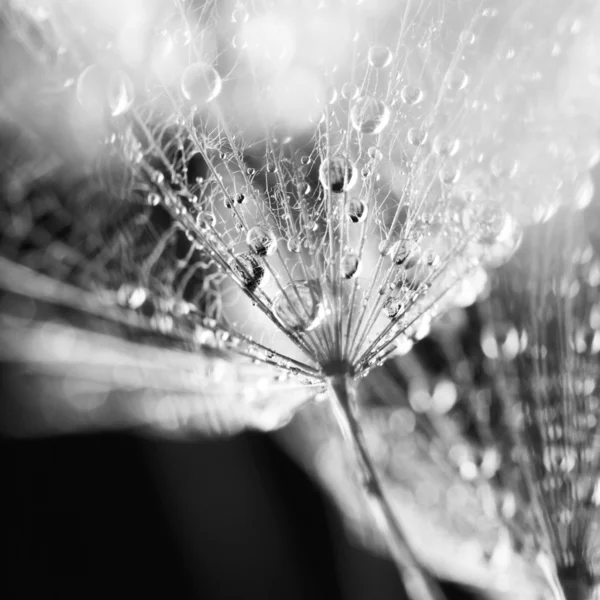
(350, 95, 391, 135)
(4, 1, 600, 598)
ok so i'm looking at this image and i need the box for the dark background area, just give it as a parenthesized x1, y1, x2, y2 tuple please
(0, 416, 476, 600)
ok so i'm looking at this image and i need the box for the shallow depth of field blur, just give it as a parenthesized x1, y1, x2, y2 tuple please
(2, 1, 600, 600)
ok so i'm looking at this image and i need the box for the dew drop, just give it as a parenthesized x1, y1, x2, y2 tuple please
(347, 198, 367, 223)
(287, 236, 301, 253)
(367, 146, 383, 161)
(246, 226, 278, 256)
(368, 45, 392, 69)
(439, 161, 461, 185)
(350, 96, 391, 135)
(400, 84, 423, 106)
(383, 296, 403, 319)
(407, 127, 428, 146)
(231, 252, 266, 292)
(390, 239, 421, 268)
(475, 205, 507, 243)
(196, 211, 216, 230)
(318, 155, 357, 193)
(446, 68, 469, 92)
(341, 253, 361, 279)
(341, 82, 359, 100)
(272, 280, 324, 333)
(181, 62, 222, 104)
(432, 134, 460, 157)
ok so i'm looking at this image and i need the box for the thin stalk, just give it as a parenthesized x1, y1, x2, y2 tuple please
(326, 372, 447, 600)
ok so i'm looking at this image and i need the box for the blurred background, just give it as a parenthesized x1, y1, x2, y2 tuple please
(0, 393, 477, 600)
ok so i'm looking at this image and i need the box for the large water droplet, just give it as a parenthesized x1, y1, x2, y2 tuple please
(318, 155, 357, 193)
(272, 281, 323, 333)
(246, 226, 278, 256)
(181, 62, 222, 104)
(231, 252, 266, 292)
(350, 96, 391, 135)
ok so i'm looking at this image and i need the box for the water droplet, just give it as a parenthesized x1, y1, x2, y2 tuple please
(390, 239, 421, 268)
(350, 96, 391, 135)
(318, 155, 357, 193)
(341, 82, 359, 100)
(231, 252, 266, 292)
(246, 226, 278, 256)
(196, 211, 216, 230)
(407, 127, 428, 146)
(446, 68, 469, 92)
(272, 280, 324, 333)
(347, 199, 367, 223)
(439, 161, 461, 185)
(325, 85, 338, 104)
(341, 253, 361, 279)
(400, 85, 423, 106)
(287, 236, 301, 253)
(368, 45, 392, 69)
(383, 296, 403, 319)
(181, 62, 222, 104)
(107, 70, 134, 116)
(367, 146, 383, 161)
(475, 205, 507, 243)
(432, 134, 460, 157)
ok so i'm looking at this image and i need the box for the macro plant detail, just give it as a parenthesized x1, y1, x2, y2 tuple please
(2, 0, 600, 599)
(290, 198, 600, 600)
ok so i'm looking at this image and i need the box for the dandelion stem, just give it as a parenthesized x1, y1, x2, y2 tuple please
(326, 372, 447, 600)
